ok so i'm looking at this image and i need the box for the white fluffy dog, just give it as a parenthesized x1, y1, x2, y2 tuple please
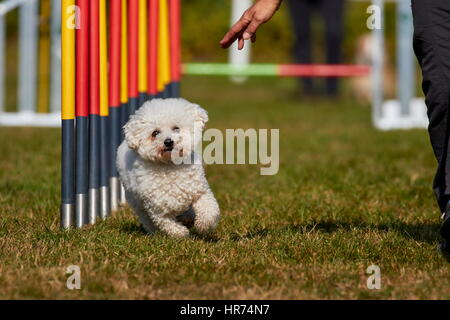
(116, 98, 220, 238)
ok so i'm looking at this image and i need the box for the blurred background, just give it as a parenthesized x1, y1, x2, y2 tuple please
(181, 0, 393, 64)
(0, 0, 419, 112)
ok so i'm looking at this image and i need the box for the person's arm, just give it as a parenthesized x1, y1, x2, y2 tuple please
(220, 0, 282, 50)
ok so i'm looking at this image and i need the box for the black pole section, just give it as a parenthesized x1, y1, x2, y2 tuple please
(120, 102, 128, 140)
(128, 96, 139, 115)
(88, 114, 100, 224)
(75, 116, 89, 227)
(162, 85, 170, 98)
(118, 102, 129, 205)
(109, 106, 121, 211)
(61, 119, 75, 229)
(99, 115, 110, 219)
(171, 81, 180, 98)
(154, 92, 163, 99)
(166, 83, 173, 97)
(138, 92, 148, 109)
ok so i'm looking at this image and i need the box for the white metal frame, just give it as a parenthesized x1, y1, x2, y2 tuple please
(0, 0, 60, 127)
(372, 0, 427, 130)
(229, 0, 252, 84)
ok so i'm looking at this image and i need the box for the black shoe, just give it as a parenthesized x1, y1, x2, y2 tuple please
(439, 207, 450, 258)
(440, 240, 450, 256)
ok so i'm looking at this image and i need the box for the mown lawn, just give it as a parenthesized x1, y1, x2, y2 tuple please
(0, 76, 449, 299)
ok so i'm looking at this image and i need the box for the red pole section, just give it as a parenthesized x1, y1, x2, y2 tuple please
(278, 64, 371, 77)
(76, 0, 89, 117)
(128, 0, 139, 99)
(109, 0, 121, 108)
(169, 0, 181, 82)
(148, 0, 158, 96)
(90, 0, 100, 115)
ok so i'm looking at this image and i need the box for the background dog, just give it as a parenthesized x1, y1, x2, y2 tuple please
(351, 33, 396, 104)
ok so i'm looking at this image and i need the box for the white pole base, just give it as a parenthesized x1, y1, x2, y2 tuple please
(374, 98, 428, 131)
(0, 112, 60, 127)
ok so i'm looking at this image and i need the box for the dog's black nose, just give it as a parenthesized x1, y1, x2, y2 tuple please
(164, 138, 174, 147)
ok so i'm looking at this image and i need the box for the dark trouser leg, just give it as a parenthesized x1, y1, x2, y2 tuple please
(287, 0, 314, 94)
(412, 0, 450, 213)
(320, 0, 344, 96)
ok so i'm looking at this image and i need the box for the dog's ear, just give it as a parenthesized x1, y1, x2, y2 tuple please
(123, 113, 147, 151)
(188, 103, 208, 130)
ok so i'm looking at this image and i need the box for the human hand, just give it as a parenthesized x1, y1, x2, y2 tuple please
(220, 0, 282, 50)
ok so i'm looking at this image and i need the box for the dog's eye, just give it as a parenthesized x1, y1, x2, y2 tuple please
(172, 126, 180, 132)
(151, 130, 160, 137)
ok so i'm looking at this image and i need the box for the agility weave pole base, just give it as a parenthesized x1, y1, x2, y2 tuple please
(61, 0, 181, 229)
(0, 112, 60, 127)
(375, 98, 428, 131)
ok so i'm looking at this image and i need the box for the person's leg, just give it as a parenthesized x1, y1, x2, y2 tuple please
(287, 0, 314, 95)
(320, 0, 345, 97)
(412, 0, 450, 254)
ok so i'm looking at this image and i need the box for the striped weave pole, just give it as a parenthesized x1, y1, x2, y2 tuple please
(75, 0, 89, 228)
(138, 0, 148, 107)
(99, 0, 110, 219)
(183, 63, 372, 77)
(168, 0, 181, 98)
(61, 0, 76, 229)
(128, 0, 139, 114)
(89, 0, 100, 224)
(109, 0, 121, 212)
(158, 0, 170, 98)
(148, 0, 158, 99)
(119, 0, 128, 206)
(120, 0, 129, 131)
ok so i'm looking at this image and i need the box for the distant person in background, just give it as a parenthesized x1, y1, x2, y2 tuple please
(220, 0, 450, 258)
(287, 0, 345, 97)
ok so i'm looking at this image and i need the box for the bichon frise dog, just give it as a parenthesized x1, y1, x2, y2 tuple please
(116, 98, 220, 238)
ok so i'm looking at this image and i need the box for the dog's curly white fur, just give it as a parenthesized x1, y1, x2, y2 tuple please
(116, 98, 220, 237)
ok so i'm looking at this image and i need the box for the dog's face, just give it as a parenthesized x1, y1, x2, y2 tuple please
(124, 98, 208, 164)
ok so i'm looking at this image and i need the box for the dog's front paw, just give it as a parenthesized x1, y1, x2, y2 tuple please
(194, 213, 220, 234)
(192, 191, 220, 234)
(167, 226, 190, 238)
(151, 214, 191, 238)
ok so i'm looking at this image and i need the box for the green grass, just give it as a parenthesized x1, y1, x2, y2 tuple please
(0, 76, 449, 299)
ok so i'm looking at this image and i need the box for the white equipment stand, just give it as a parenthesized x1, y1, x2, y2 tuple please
(372, 0, 428, 130)
(0, 0, 60, 127)
(229, 0, 252, 84)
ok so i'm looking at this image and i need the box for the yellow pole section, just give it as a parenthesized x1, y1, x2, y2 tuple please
(61, 0, 75, 120)
(38, 0, 51, 113)
(99, 0, 109, 116)
(120, 0, 128, 104)
(158, 0, 170, 92)
(138, 0, 148, 94)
